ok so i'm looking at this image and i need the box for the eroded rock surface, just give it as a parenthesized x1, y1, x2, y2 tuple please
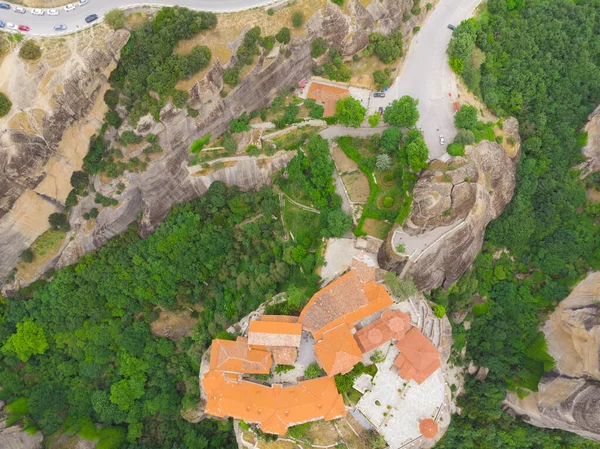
(505, 273, 600, 442)
(378, 118, 521, 290)
(581, 104, 600, 175)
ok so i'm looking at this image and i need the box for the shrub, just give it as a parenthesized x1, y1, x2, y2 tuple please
(105, 9, 126, 29)
(0, 92, 12, 117)
(507, 136, 516, 146)
(223, 67, 240, 86)
(260, 35, 275, 52)
(292, 11, 304, 28)
(20, 248, 34, 263)
(403, 12, 412, 22)
(276, 27, 291, 44)
(288, 423, 310, 439)
(190, 134, 211, 153)
(373, 68, 393, 90)
(304, 363, 323, 379)
(105, 110, 122, 129)
(454, 129, 475, 145)
(426, 2, 432, 9)
(447, 143, 465, 156)
(103, 90, 119, 110)
(70, 171, 89, 193)
(413, 26, 421, 33)
(433, 304, 446, 318)
(19, 40, 42, 60)
(274, 365, 295, 375)
(119, 131, 143, 146)
(383, 272, 417, 300)
(146, 133, 158, 144)
(368, 113, 381, 127)
(383, 196, 394, 208)
(381, 127, 403, 152)
(230, 113, 251, 133)
(94, 193, 118, 207)
(311, 37, 328, 58)
(370, 350, 386, 363)
(495, 135, 504, 144)
(411, 6, 422, 15)
(65, 189, 79, 209)
(331, 0, 344, 5)
(367, 30, 403, 64)
(88, 208, 99, 219)
(215, 331, 236, 340)
(266, 7, 275, 15)
(576, 131, 588, 147)
(246, 145, 261, 157)
(395, 243, 405, 253)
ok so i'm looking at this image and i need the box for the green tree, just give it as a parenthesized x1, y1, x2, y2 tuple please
(381, 127, 403, 152)
(383, 96, 419, 128)
(383, 272, 418, 300)
(276, 27, 291, 44)
(20, 248, 34, 263)
(323, 209, 352, 237)
(311, 37, 328, 58)
(405, 137, 429, 172)
(0, 92, 12, 117)
(304, 363, 324, 379)
(376, 154, 392, 171)
(454, 105, 478, 130)
(105, 9, 126, 29)
(453, 129, 475, 145)
(373, 68, 393, 89)
(70, 171, 90, 193)
(335, 97, 366, 128)
(48, 212, 70, 232)
(19, 40, 42, 60)
(2, 320, 49, 362)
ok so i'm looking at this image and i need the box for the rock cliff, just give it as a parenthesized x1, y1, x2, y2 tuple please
(378, 118, 521, 290)
(505, 272, 600, 442)
(581, 104, 600, 175)
(0, 28, 130, 280)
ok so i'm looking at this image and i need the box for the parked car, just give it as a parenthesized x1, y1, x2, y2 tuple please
(382, 87, 389, 92)
(48, 9, 59, 16)
(6, 22, 16, 29)
(14, 6, 26, 13)
(31, 8, 44, 15)
(54, 24, 67, 31)
(439, 135, 445, 145)
(18, 24, 30, 31)
(85, 13, 98, 23)
(64, 4, 76, 11)
(0, 3, 11, 10)
(447, 24, 455, 30)
(78, 0, 89, 5)
(0, 20, 5, 28)
(373, 92, 383, 98)
(378, 107, 384, 116)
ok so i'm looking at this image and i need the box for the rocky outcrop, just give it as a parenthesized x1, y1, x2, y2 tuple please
(378, 118, 521, 290)
(581, 104, 600, 175)
(0, 28, 130, 281)
(505, 273, 600, 442)
(0, 413, 43, 449)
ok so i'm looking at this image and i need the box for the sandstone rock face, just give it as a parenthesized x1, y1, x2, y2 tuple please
(505, 273, 600, 442)
(0, 28, 130, 281)
(379, 120, 521, 290)
(0, 417, 43, 449)
(581, 104, 600, 175)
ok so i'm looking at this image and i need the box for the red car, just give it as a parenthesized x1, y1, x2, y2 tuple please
(18, 25, 30, 31)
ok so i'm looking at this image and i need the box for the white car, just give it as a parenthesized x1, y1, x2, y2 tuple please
(64, 4, 76, 11)
(14, 6, 26, 13)
(6, 22, 16, 29)
(48, 9, 59, 16)
(440, 135, 445, 145)
(31, 8, 44, 15)
(78, 0, 89, 5)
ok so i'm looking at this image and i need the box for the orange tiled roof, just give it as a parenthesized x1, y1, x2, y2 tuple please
(209, 337, 272, 374)
(248, 320, 302, 348)
(260, 315, 299, 323)
(314, 323, 364, 376)
(306, 82, 349, 117)
(202, 371, 346, 435)
(270, 346, 298, 365)
(354, 310, 412, 353)
(394, 328, 441, 384)
(420, 418, 439, 438)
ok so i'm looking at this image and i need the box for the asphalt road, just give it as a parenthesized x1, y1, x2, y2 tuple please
(0, 0, 277, 36)
(369, 0, 482, 158)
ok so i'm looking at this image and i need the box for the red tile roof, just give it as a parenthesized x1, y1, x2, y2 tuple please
(354, 310, 412, 353)
(314, 324, 364, 376)
(394, 328, 441, 384)
(202, 372, 346, 435)
(270, 346, 298, 365)
(209, 337, 272, 374)
(420, 418, 439, 438)
(248, 320, 302, 348)
(306, 82, 349, 117)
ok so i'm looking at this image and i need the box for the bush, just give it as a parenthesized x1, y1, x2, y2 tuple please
(119, 131, 143, 146)
(304, 363, 324, 379)
(104, 90, 119, 110)
(411, 6, 422, 15)
(330, 0, 344, 5)
(383, 272, 417, 300)
(335, 97, 366, 128)
(48, 213, 70, 232)
(495, 135, 504, 144)
(376, 154, 393, 171)
(19, 40, 42, 60)
(105, 110, 122, 129)
(311, 37, 328, 58)
(413, 26, 421, 33)
(507, 136, 516, 146)
(266, 7, 275, 15)
(94, 193, 118, 207)
(260, 35, 275, 52)
(373, 68, 393, 90)
(426, 2, 432, 9)
(433, 304, 446, 318)
(288, 423, 309, 439)
(230, 113, 251, 133)
(223, 67, 240, 86)
(447, 143, 465, 156)
(246, 145, 261, 157)
(383, 196, 394, 208)
(146, 133, 158, 144)
(276, 27, 291, 44)
(105, 9, 126, 29)
(370, 350, 386, 363)
(368, 113, 381, 127)
(454, 129, 475, 145)
(403, 12, 412, 22)
(395, 243, 405, 253)
(274, 365, 295, 375)
(20, 248, 34, 263)
(367, 30, 403, 64)
(0, 92, 13, 117)
(190, 134, 211, 153)
(292, 11, 304, 28)
(381, 127, 403, 152)
(70, 171, 89, 193)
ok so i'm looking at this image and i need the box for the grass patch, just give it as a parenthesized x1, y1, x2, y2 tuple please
(283, 200, 321, 248)
(472, 121, 495, 143)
